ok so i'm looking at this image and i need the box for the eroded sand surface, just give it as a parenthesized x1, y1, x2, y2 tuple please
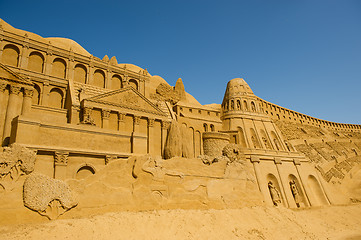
(0, 204, 360, 240)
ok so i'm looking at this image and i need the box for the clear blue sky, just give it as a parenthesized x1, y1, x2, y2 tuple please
(1, 0, 360, 124)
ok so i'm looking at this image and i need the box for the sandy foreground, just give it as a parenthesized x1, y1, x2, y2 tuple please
(0, 204, 360, 240)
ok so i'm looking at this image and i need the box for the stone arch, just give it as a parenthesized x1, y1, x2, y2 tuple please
(307, 175, 328, 206)
(48, 87, 63, 108)
(260, 129, 272, 149)
(129, 79, 138, 90)
(111, 74, 122, 90)
(271, 131, 282, 151)
(251, 101, 256, 112)
(2, 44, 20, 66)
(74, 64, 87, 84)
(203, 123, 208, 132)
(28, 51, 44, 73)
(51, 58, 67, 78)
(237, 127, 247, 148)
(32, 84, 41, 105)
(266, 173, 285, 207)
(75, 164, 96, 180)
(93, 69, 105, 88)
(288, 174, 307, 207)
(250, 128, 260, 148)
(243, 100, 248, 111)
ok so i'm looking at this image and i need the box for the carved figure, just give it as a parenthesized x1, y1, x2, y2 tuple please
(23, 173, 78, 220)
(290, 180, 300, 208)
(268, 181, 282, 206)
(0, 144, 36, 191)
(222, 144, 243, 163)
(142, 156, 184, 182)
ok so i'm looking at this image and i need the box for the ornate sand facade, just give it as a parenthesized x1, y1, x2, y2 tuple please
(1, 19, 360, 224)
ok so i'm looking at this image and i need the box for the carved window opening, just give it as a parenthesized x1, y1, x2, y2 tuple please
(74, 64, 87, 84)
(251, 101, 256, 112)
(3, 44, 20, 67)
(203, 123, 208, 132)
(129, 79, 138, 90)
(236, 100, 241, 110)
(52, 58, 67, 78)
(210, 124, 215, 132)
(111, 74, 122, 90)
(32, 84, 41, 105)
(76, 165, 95, 180)
(28, 51, 44, 73)
(49, 88, 63, 108)
(93, 69, 105, 88)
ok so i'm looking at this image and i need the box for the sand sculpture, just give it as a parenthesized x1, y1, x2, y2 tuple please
(0, 18, 360, 225)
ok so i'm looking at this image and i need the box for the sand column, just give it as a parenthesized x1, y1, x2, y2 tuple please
(54, 151, 69, 180)
(161, 121, 170, 157)
(147, 118, 155, 155)
(274, 158, 290, 207)
(0, 82, 7, 141)
(118, 113, 125, 131)
(101, 109, 110, 129)
(21, 87, 33, 116)
(2, 84, 21, 145)
(250, 155, 271, 205)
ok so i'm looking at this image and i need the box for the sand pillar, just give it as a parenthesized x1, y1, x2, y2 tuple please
(3, 85, 21, 145)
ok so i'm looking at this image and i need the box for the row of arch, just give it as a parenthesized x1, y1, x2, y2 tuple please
(236, 127, 289, 151)
(267, 173, 328, 207)
(2, 44, 139, 90)
(222, 98, 258, 113)
(203, 123, 215, 132)
(260, 99, 361, 131)
(32, 84, 64, 109)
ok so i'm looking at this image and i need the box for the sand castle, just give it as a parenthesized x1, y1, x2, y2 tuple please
(0, 19, 360, 225)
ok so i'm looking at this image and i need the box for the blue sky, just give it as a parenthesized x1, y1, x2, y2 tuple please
(1, 0, 360, 124)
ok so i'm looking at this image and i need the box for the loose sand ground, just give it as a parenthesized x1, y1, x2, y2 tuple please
(0, 204, 360, 240)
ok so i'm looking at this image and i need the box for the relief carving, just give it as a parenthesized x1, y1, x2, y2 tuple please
(81, 107, 95, 125)
(23, 173, 78, 220)
(54, 152, 69, 166)
(0, 144, 36, 191)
